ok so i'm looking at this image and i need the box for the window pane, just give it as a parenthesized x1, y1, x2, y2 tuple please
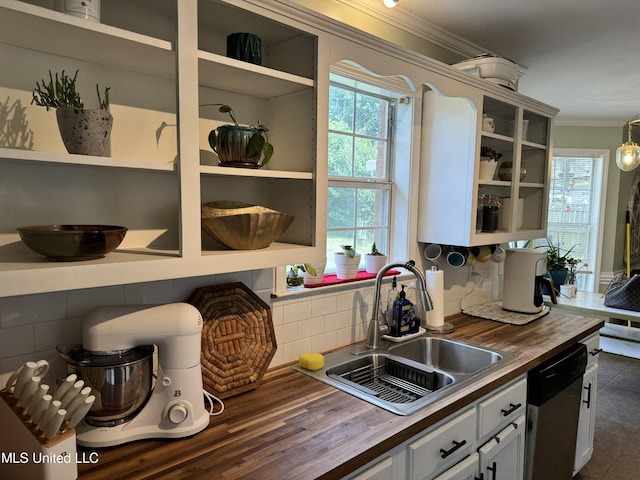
(357, 229, 388, 257)
(357, 188, 389, 228)
(356, 94, 388, 138)
(327, 187, 355, 229)
(328, 132, 353, 176)
(546, 152, 605, 292)
(329, 85, 354, 133)
(354, 137, 387, 178)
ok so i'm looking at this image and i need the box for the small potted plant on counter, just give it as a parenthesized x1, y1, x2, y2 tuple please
(203, 103, 273, 168)
(32, 69, 112, 156)
(364, 242, 387, 274)
(334, 245, 361, 280)
(540, 238, 579, 293)
(287, 263, 317, 287)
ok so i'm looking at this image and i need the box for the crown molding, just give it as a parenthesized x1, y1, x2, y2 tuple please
(554, 118, 625, 128)
(336, 0, 489, 58)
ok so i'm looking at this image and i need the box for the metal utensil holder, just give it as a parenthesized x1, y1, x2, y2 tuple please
(0, 390, 78, 480)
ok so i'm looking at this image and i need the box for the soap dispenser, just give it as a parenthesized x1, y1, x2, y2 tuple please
(392, 285, 413, 336)
(386, 277, 398, 335)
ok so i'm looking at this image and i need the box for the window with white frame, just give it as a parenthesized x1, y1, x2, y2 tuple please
(326, 75, 396, 271)
(546, 149, 608, 292)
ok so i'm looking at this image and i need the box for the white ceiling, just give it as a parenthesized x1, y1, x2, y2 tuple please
(351, 0, 640, 126)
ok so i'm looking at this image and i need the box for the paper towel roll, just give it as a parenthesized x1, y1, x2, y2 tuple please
(425, 267, 444, 328)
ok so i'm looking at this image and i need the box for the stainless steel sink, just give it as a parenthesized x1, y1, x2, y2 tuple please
(324, 353, 455, 415)
(389, 337, 504, 375)
(293, 335, 517, 415)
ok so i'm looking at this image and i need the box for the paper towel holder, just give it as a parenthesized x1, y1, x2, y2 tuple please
(425, 266, 454, 334)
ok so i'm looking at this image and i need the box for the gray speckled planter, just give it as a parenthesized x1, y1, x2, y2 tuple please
(56, 107, 113, 156)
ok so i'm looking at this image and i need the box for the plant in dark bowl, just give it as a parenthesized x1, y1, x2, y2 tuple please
(203, 104, 273, 168)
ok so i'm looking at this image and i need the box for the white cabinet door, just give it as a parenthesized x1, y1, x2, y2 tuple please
(407, 407, 476, 480)
(574, 362, 598, 474)
(417, 90, 556, 247)
(432, 453, 478, 480)
(477, 377, 526, 441)
(478, 415, 525, 480)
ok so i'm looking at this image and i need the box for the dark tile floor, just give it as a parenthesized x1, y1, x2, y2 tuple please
(574, 349, 640, 479)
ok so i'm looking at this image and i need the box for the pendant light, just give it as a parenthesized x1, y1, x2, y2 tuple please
(616, 116, 640, 171)
(383, 0, 399, 7)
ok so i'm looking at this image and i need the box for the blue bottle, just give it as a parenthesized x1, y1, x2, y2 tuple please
(393, 285, 413, 336)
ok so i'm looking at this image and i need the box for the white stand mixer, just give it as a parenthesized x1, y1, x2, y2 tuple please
(74, 303, 210, 448)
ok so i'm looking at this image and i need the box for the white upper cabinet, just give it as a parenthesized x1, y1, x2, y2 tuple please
(417, 78, 557, 247)
(0, 0, 323, 297)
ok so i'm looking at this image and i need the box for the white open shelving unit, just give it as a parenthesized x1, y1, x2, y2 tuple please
(0, 0, 324, 297)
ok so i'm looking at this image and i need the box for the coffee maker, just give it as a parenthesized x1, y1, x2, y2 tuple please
(502, 248, 555, 313)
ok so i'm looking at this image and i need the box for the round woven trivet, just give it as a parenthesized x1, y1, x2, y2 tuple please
(188, 282, 276, 399)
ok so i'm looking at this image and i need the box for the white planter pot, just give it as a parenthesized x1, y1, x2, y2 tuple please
(364, 254, 387, 274)
(333, 253, 361, 280)
(303, 261, 326, 286)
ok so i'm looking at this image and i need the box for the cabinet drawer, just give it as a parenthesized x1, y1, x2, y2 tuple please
(478, 377, 526, 439)
(408, 407, 476, 480)
(581, 333, 601, 367)
(433, 452, 478, 480)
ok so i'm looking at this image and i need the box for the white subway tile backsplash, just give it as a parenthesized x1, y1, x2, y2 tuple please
(124, 280, 174, 304)
(67, 286, 124, 317)
(281, 338, 312, 364)
(0, 265, 500, 378)
(274, 323, 298, 344)
(298, 317, 326, 338)
(323, 311, 351, 331)
(282, 301, 312, 324)
(310, 295, 337, 317)
(311, 331, 338, 353)
(0, 324, 35, 358)
(34, 317, 83, 352)
(1, 292, 67, 328)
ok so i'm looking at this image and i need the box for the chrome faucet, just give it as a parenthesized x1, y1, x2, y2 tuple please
(366, 260, 433, 349)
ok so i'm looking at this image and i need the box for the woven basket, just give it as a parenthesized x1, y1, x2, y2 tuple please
(188, 282, 276, 399)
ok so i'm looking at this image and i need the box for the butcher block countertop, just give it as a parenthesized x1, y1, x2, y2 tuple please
(78, 311, 603, 480)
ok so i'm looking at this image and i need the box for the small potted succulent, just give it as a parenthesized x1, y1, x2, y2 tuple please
(203, 103, 273, 168)
(32, 69, 112, 156)
(333, 245, 361, 280)
(364, 242, 387, 274)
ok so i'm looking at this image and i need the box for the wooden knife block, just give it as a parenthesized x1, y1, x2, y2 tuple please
(0, 390, 77, 480)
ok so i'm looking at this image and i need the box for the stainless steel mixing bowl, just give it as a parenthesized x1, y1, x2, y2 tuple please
(57, 344, 153, 426)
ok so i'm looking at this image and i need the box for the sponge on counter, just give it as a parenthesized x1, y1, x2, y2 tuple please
(299, 353, 325, 371)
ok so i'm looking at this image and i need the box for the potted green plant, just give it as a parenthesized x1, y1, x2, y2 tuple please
(32, 69, 112, 156)
(287, 263, 317, 287)
(302, 260, 326, 286)
(364, 242, 387, 274)
(539, 238, 579, 292)
(333, 245, 361, 280)
(203, 103, 273, 168)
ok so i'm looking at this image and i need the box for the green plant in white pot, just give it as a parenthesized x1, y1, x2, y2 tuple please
(364, 242, 387, 274)
(203, 103, 273, 168)
(334, 245, 361, 280)
(302, 260, 326, 286)
(32, 69, 112, 156)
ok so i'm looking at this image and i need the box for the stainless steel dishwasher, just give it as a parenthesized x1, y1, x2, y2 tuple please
(525, 342, 587, 480)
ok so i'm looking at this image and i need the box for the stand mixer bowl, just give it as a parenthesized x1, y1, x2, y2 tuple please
(57, 344, 154, 427)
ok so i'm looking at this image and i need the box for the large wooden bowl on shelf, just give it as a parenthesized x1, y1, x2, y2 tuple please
(17, 225, 128, 261)
(201, 201, 294, 250)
